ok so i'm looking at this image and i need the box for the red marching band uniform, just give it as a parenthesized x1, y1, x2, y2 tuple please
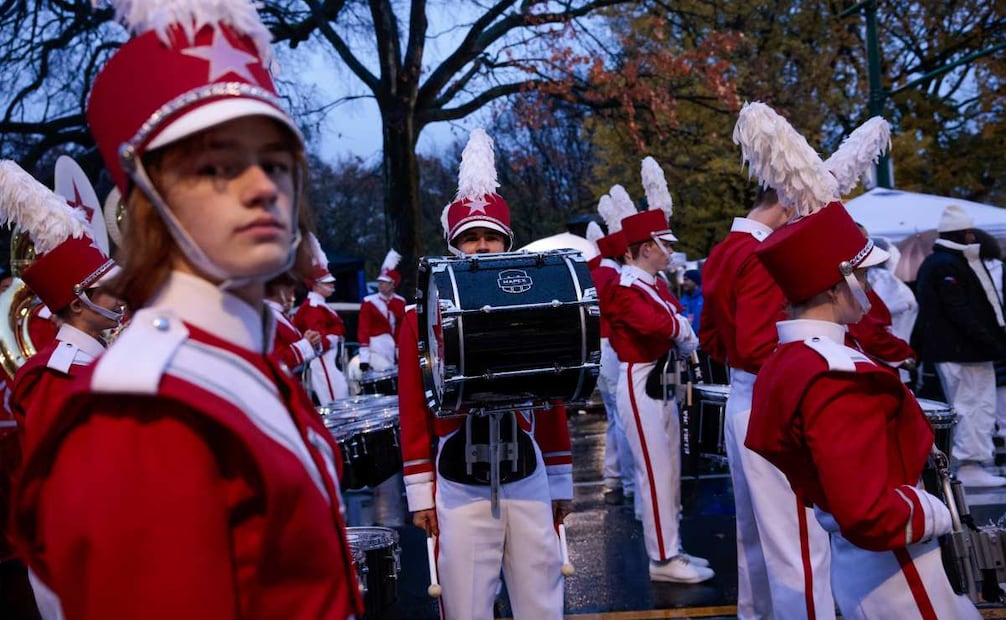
(398, 128, 572, 619)
(268, 297, 319, 372)
(737, 102, 978, 620)
(357, 250, 406, 368)
(9, 0, 363, 617)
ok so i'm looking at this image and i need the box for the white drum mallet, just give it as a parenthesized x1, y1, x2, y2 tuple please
(426, 535, 442, 598)
(558, 524, 575, 576)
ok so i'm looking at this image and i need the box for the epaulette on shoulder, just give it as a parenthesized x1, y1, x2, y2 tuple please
(619, 270, 639, 288)
(91, 308, 189, 394)
(45, 341, 78, 374)
(802, 336, 875, 372)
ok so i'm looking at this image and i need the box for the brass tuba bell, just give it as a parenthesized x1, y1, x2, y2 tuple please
(0, 228, 45, 381)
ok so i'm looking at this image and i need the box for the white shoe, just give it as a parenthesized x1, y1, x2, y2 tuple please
(649, 556, 715, 583)
(955, 464, 1006, 487)
(677, 550, 709, 567)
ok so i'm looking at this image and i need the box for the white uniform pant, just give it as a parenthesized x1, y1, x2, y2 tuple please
(433, 433, 563, 620)
(617, 361, 681, 561)
(309, 348, 349, 405)
(996, 384, 1006, 437)
(816, 510, 979, 620)
(936, 361, 996, 463)
(600, 339, 635, 492)
(726, 369, 834, 620)
(360, 333, 396, 366)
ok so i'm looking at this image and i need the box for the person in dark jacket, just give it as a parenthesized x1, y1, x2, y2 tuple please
(912, 205, 1006, 487)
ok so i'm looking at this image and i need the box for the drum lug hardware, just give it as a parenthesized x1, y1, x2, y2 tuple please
(550, 299, 561, 308)
(480, 305, 492, 313)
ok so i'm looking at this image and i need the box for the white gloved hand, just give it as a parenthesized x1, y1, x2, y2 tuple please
(673, 314, 699, 355)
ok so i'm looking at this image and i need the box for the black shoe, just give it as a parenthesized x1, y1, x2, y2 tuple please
(603, 488, 624, 505)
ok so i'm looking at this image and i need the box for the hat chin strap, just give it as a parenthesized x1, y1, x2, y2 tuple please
(76, 291, 125, 324)
(124, 157, 301, 293)
(839, 261, 872, 315)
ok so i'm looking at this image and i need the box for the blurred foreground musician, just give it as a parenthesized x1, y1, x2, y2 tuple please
(398, 128, 572, 619)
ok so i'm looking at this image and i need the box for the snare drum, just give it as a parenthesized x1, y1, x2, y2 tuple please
(346, 527, 401, 618)
(417, 250, 600, 415)
(917, 398, 957, 457)
(326, 401, 402, 491)
(694, 384, 730, 457)
(359, 368, 399, 396)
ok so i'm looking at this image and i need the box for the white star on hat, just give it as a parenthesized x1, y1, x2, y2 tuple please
(182, 29, 261, 85)
(466, 197, 489, 215)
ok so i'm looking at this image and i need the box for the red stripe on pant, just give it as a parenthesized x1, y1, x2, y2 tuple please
(318, 359, 335, 403)
(626, 362, 667, 560)
(893, 547, 938, 620)
(797, 496, 816, 620)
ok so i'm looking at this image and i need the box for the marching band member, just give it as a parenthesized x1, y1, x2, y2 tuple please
(10, 0, 362, 617)
(591, 190, 637, 506)
(357, 249, 406, 373)
(399, 128, 573, 619)
(748, 200, 979, 620)
(265, 272, 321, 373)
(294, 235, 349, 404)
(739, 101, 978, 619)
(700, 184, 833, 618)
(605, 164, 714, 584)
(0, 162, 123, 620)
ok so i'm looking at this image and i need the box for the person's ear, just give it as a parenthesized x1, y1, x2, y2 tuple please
(67, 297, 85, 316)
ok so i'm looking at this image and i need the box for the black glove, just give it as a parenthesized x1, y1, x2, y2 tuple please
(359, 362, 370, 372)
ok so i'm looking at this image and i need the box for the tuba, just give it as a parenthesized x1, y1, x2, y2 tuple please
(0, 228, 44, 381)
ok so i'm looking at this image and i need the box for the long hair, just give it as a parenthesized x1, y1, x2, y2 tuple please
(106, 121, 311, 309)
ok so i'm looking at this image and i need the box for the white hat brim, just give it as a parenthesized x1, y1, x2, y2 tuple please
(859, 245, 890, 269)
(451, 221, 512, 244)
(147, 99, 302, 150)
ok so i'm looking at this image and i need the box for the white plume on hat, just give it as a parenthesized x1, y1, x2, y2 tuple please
(597, 194, 622, 233)
(608, 185, 636, 223)
(95, 0, 274, 62)
(733, 101, 838, 217)
(307, 231, 328, 268)
(441, 127, 500, 236)
(380, 249, 402, 273)
(824, 117, 891, 195)
(585, 220, 604, 244)
(641, 156, 673, 220)
(0, 160, 89, 255)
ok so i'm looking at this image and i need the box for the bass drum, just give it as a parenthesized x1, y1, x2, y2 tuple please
(417, 250, 600, 416)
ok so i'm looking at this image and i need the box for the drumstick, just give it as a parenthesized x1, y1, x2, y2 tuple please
(426, 536, 442, 598)
(558, 524, 575, 576)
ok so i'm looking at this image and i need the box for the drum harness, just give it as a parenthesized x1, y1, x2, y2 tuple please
(439, 408, 539, 518)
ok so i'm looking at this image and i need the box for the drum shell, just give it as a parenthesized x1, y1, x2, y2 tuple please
(418, 251, 600, 415)
(917, 398, 957, 457)
(693, 384, 730, 457)
(346, 526, 400, 617)
(359, 369, 398, 396)
(322, 400, 402, 491)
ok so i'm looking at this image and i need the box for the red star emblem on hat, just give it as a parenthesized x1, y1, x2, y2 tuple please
(66, 181, 95, 220)
(466, 196, 489, 215)
(181, 29, 261, 85)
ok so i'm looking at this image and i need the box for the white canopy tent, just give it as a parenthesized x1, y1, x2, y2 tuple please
(843, 188, 1006, 244)
(519, 232, 598, 260)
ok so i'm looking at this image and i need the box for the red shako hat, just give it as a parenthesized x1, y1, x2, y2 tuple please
(441, 128, 513, 249)
(0, 161, 118, 313)
(755, 203, 887, 304)
(377, 249, 402, 285)
(87, 0, 302, 195)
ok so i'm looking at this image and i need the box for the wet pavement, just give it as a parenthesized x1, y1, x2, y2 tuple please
(353, 409, 1006, 619)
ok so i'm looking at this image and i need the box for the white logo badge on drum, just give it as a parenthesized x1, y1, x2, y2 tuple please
(498, 269, 534, 294)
